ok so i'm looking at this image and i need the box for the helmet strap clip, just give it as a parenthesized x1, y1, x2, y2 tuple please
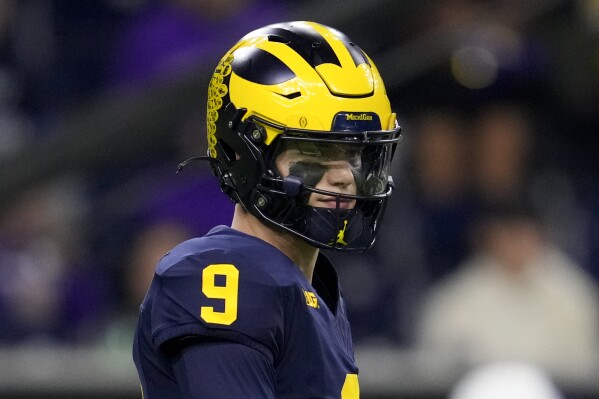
(283, 175, 303, 198)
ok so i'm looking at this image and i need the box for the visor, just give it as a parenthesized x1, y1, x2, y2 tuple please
(273, 138, 394, 200)
(255, 115, 400, 201)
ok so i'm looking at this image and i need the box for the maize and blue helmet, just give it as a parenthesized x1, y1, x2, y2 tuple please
(205, 21, 401, 251)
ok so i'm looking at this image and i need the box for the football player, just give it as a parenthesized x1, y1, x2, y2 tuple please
(133, 21, 401, 398)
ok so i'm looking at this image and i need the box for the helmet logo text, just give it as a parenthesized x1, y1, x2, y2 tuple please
(346, 113, 373, 121)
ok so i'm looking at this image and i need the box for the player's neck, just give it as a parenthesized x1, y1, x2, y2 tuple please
(276, 234, 319, 282)
(231, 205, 318, 282)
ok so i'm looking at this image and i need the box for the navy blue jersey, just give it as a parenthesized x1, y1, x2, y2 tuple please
(133, 226, 359, 398)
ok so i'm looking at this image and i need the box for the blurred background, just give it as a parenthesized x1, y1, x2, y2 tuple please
(1, 0, 599, 398)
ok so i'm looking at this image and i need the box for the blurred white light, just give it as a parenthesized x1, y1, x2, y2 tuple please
(450, 45, 498, 89)
(449, 362, 563, 399)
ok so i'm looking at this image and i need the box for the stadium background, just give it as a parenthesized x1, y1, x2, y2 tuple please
(1, 0, 599, 398)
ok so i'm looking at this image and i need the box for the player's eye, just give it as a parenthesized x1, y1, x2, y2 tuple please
(289, 161, 327, 187)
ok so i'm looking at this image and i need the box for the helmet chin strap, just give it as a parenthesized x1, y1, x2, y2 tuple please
(176, 155, 220, 173)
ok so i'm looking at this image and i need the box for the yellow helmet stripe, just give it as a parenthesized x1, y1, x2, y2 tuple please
(305, 21, 357, 68)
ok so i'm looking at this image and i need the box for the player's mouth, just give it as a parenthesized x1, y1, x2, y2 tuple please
(315, 197, 355, 209)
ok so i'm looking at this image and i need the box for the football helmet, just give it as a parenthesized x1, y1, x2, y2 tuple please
(205, 21, 401, 251)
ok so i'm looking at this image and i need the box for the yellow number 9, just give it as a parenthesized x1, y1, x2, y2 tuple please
(200, 264, 239, 325)
(341, 374, 359, 398)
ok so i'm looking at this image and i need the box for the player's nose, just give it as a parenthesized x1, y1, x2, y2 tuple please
(323, 161, 354, 190)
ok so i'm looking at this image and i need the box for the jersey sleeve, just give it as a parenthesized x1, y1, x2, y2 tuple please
(171, 340, 277, 399)
(149, 249, 285, 364)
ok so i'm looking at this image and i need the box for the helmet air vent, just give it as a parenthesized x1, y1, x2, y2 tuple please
(278, 91, 301, 100)
(267, 34, 290, 44)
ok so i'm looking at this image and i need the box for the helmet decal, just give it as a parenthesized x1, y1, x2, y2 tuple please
(332, 112, 382, 131)
(207, 54, 233, 158)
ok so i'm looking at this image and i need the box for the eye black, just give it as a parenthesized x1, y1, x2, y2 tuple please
(289, 161, 327, 187)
